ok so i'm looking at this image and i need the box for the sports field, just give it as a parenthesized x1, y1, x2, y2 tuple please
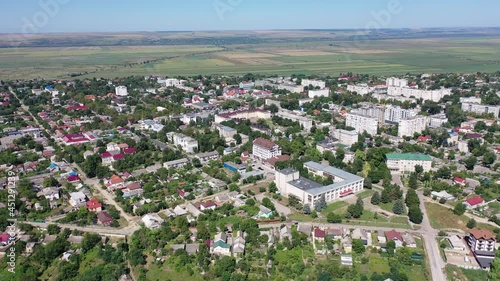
(1, 32, 500, 79)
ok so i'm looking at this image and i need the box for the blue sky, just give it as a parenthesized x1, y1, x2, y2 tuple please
(2, 0, 499, 33)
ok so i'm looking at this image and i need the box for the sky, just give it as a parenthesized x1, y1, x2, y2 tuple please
(1, 0, 499, 33)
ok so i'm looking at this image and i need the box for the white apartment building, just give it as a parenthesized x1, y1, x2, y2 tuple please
(398, 115, 428, 138)
(387, 87, 451, 102)
(354, 106, 386, 125)
(386, 153, 432, 173)
(347, 84, 373, 96)
(277, 84, 304, 93)
(167, 132, 199, 153)
(459, 97, 482, 104)
(345, 113, 378, 136)
(276, 110, 313, 132)
(302, 79, 326, 89)
(468, 228, 496, 269)
(275, 162, 364, 209)
(384, 106, 417, 123)
(333, 129, 359, 147)
(386, 77, 408, 88)
(461, 102, 500, 119)
(308, 88, 330, 98)
(115, 86, 128, 97)
(253, 138, 281, 160)
(429, 113, 448, 128)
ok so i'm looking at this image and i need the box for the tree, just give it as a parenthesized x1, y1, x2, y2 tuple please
(371, 191, 381, 205)
(315, 194, 327, 211)
(191, 158, 202, 168)
(268, 182, 277, 193)
(386, 240, 396, 256)
(408, 206, 423, 224)
(352, 239, 365, 254)
(326, 212, 342, 223)
(47, 224, 60, 235)
(405, 189, 420, 208)
(453, 202, 466, 215)
(364, 177, 372, 189)
(82, 233, 102, 253)
(43, 177, 59, 187)
(303, 203, 311, 214)
(463, 156, 477, 170)
(414, 165, 424, 174)
(466, 218, 477, 229)
(392, 200, 405, 215)
(483, 151, 497, 166)
(214, 256, 236, 277)
(408, 173, 418, 189)
(347, 202, 363, 219)
(311, 210, 318, 219)
(233, 134, 242, 145)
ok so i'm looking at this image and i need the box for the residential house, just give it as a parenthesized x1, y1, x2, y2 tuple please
(211, 232, 231, 256)
(453, 177, 467, 186)
(69, 191, 87, 207)
(279, 225, 292, 241)
(313, 228, 326, 242)
(86, 198, 102, 212)
(448, 235, 467, 251)
(327, 228, 345, 240)
(232, 232, 246, 256)
(0, 233, 11, 246)
(402, 233, 416, 248)
(464, 196, 486, 209)
(97, 211, 114, 226)
(122, 182, 144, 198)
(38, 187, 60, 201)
(258, 205, 273, 218)
(341, 255, 353, 267)
(297, 223, 312, 236)
(385, 230, 404, 248)
(186, 203, 202, 217)
(142, 214, 165, 229)
(352, 229, 369, 245)
(200, 201, 216, 211)
(185, 244, 200, 255)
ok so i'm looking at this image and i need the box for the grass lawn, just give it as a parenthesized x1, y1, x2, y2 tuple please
(379, 202, 396, 214)
(320, 200, 348, 216)
(342, 209, 411, 229)
(145, 263, 204, 281)
(289, 213, 314, 222)
(445, 265, 489, 281)
(425, 202, 498, 232)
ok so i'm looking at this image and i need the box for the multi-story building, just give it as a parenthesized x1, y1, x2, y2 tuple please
(347, 84, 373, 96)
(275, 161, 364, 209)
(252, 138, 281, 160)
(468, 228, 496, 269)
(167, 133, 199, 153)
(276, 110, 313, 132)
(387, 87, 451, 102)
(461, 102, 500, 119)
(386, 77, 408, 88)
(384, 106, 417, 123)
(302, 79, 326, 89)
(215, 109, 271, 124)
(398, 115, 428, 137)
(345, 113, 378, 136)
(386, 153, 432, 173)
(429, 113, 449, 128)
(308, 88, 330, 98)
(333, 129, 359, 147)
(115, 86, 128, 97)
(354, 105, 386, 125)
(459, 97, 482, 104)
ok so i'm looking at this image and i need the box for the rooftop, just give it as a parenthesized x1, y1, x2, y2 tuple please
(289, 177, 323, 191)
(386, 153, 432, 161)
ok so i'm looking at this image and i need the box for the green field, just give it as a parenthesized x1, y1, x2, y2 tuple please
(2, 33, 500, 80)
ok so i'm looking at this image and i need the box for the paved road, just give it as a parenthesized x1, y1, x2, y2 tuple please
(255, 193, 291, 216)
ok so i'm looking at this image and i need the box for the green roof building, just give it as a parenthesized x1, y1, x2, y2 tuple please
(386, 153, 432, 173)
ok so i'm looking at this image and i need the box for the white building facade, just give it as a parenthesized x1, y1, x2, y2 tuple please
(386, 153, 432, 173)
(115, 86, 128, 97)
(252, 138, 281, 160)
(398, 116, 428, 137)
(345, 113, 378, 136)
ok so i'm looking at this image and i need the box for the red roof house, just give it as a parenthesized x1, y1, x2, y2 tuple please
(0, 233, 11, 246)
(465, 196, 485, 208)
(385, 230, 403, 242)
(123, 148, 136, 154)
(86, 199, 103, 212)
(453, 177, 467, 186)
(97, 211, 114, 226)
(112, 154, 125, 160)
(200, 200, 216, 211)
(314, 228, 326, 240)
(67, 175, 80, 182)
(417, 135, 432, 142)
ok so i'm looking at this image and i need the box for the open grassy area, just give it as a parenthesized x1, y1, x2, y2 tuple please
(358, 253, 428, 280)
(425, 202, 498, 232)
(445, 265, 489, 281)
(3, 34, 500, 80)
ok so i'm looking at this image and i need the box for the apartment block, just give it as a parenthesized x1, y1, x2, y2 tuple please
(398, 116, 428, 137)
(345, 113, 378, 136)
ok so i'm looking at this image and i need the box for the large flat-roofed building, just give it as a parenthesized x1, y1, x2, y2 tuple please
(386, 153, 432, 173)
(384, 106, 417, 123)
(429, 113, 448, 128)
(276, 110, 313, 132)
(253, 138, 281, 160)
(386, 77, 408, 88)
(333, 129, 358, 147)
(275, 162, 364, 208)
(345, 112, 378, 136)
(354, 105, 386, 125)
(398, 116, 428, 138)
(302, 79, 326, 89)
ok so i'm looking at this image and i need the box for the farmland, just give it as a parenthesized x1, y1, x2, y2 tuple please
(1, 29, 500, 80)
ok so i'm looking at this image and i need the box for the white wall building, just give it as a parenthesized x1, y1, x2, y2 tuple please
(115, 86, 128, 97)
(347, 84, 373, 96)
(461, 102, 500, 119)
(429, 113, 449, 128)
(167, 133, 199, 153)
(468, 228, 496, 269)
(345, 113, 378, 136)
(384, 106, 417, 123)
(387, 87, 451, 102)
(275, 162, 364, 209)
(460, 97, 482, 104)
(398, 115, 428, 137)
(302, 79, 326, 89)
(386, 153, 432, 173)
(354, 106, 386, 125)
(386, 77, 408, 88)
(333, 129, 358, 147)
(253, 138, 281, 160)
(276, 110, 313, 132)
(308, 88, 330, 98)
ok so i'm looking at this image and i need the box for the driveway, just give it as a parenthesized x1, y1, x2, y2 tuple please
(256, 193, 291, 216)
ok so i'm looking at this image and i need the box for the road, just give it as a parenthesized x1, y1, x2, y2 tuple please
(23, 221, 139, 236)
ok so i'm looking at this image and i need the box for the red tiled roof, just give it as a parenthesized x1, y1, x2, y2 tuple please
(101, 152, 112, 158)
(470, 228, 495, 241)
(253, 138, 277, 150)
(97, 211, 113, 224)
(454, 177, 466, 184)
(67, 175, 80, 182)
(201, 201, 216, 208)
(110, 175, 124, 185)
(125, 182, 141, 190)
(123, 148, 136, 154)
(314, 228, 326, 238)
(385, 230, 403, 241)
(266, 155, 290, 167)
(113, 154, 124, 160)
(466, 196, 484, 206)
(0, 233, 10, 243)
(86, 199, 102, 209)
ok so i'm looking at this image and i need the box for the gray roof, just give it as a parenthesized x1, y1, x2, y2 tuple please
(302, 161, 364, 195)
(279, 168, 297, 175)
(289, 177, 323, 191)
